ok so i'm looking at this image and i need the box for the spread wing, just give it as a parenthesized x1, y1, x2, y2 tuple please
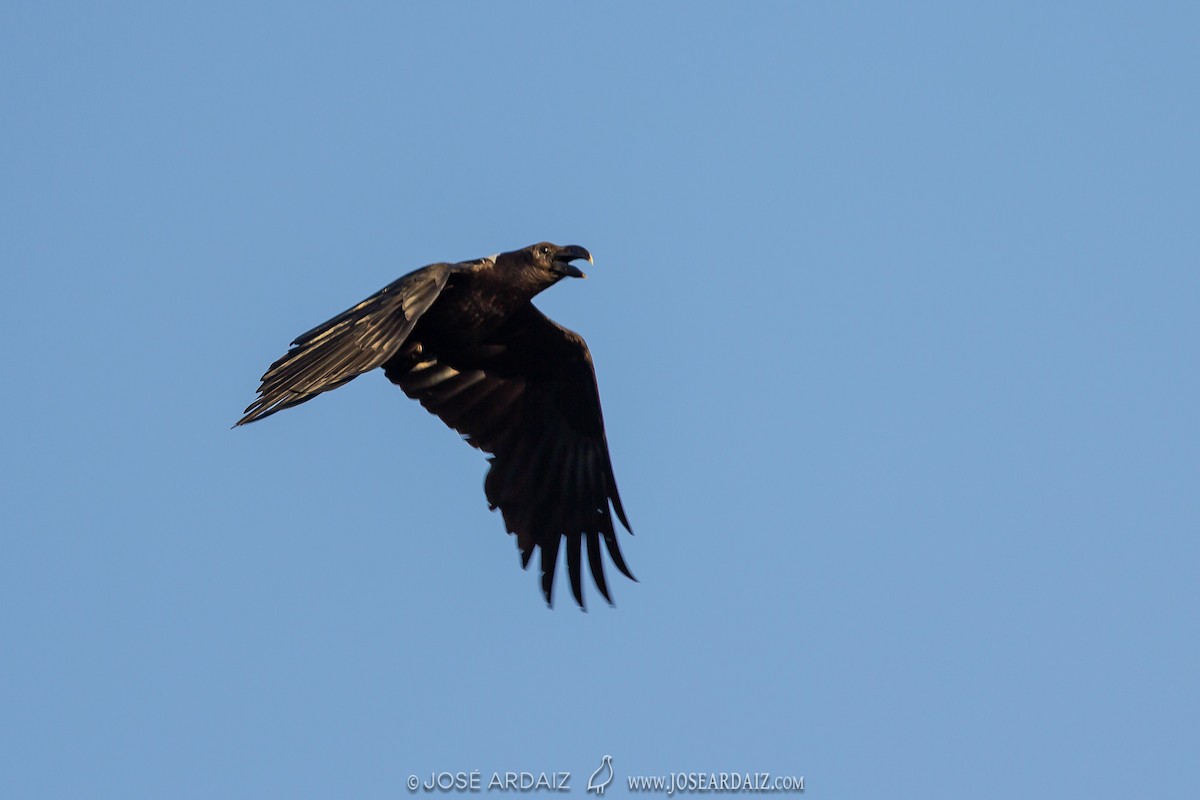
(237, 262, 458, 426)
(384, 304, 634, 607)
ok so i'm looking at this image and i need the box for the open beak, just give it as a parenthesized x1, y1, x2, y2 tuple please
(552, 245, 593, 279)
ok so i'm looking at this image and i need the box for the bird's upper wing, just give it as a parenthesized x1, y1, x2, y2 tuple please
(237, 262, 460, 426)
(385, 303, 633, 607)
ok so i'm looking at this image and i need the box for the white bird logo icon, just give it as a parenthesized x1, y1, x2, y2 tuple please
(587, 754, 614, 795)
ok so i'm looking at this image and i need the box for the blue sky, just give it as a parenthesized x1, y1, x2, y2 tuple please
(2, 2, 1197, 798)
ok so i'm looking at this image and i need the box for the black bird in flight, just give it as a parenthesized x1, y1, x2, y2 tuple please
(237, 243, 634, 608)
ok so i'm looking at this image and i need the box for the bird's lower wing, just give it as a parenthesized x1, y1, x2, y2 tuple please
(237, 262, 457, 426)
(384, 305, 633, 608)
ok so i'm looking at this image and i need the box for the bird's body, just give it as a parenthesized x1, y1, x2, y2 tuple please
(237, 243, 634, 608)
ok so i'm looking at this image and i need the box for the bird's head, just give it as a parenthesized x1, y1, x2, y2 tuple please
(502, 242, 593, 291)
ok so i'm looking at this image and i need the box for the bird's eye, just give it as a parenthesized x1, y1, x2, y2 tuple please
(540, 246, 552, 256)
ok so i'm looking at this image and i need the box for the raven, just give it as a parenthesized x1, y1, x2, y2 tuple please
(237, 243, 634, 608)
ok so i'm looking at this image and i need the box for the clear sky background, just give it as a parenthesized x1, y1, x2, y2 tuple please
(2, 3, 1196, 798)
